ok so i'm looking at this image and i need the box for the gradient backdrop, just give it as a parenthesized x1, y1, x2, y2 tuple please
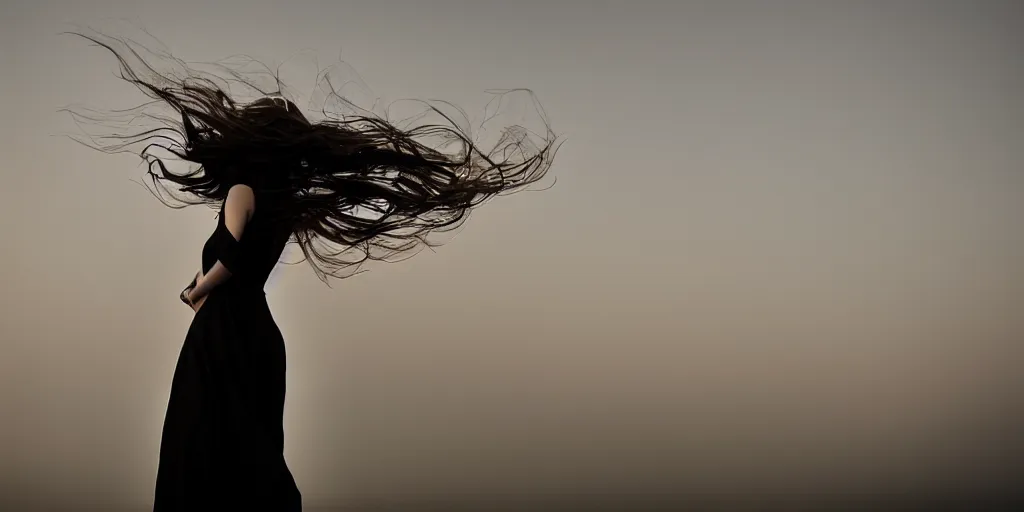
(2, 0, 1023, 510)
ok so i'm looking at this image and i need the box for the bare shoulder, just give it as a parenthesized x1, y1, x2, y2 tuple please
(226, 183, 255, 202)
(224, 183, 256, 223)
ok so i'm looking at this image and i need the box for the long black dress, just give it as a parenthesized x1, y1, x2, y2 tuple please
(154, 194, 301, 511)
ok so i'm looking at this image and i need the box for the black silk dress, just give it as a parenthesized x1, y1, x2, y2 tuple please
(154, 195, 301, 511)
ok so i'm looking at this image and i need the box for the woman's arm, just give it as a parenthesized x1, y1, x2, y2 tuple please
(187, 184, 255, 303)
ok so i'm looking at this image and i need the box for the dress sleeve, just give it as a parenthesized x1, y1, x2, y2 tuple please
(213, 222, 243, 274)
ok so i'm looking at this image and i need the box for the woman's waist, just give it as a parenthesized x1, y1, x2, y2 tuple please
(214, 278, 268, 296)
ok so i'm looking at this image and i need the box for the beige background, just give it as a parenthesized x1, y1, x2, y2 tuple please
(2, 0, 1023, 509)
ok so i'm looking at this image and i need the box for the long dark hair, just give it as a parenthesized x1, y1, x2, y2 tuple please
(62, 28, 560, 281)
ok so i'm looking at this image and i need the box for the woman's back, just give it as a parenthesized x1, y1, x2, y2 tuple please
(201, 190, 293, 293)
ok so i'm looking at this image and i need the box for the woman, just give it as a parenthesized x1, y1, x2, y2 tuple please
(64, 29, 558, 511)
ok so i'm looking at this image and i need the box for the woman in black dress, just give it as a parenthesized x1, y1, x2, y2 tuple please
(64, 29, 558, 511)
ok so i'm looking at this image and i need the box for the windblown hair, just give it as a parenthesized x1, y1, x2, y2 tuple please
(62, 28, 560, 281)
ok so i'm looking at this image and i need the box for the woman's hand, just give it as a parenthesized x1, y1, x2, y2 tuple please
(180, 270, 207, 312)
(188, 272, 209, 312)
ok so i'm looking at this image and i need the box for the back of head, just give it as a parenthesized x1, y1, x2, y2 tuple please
(208, 96, 317, 197)
(240, 96, 310, 130)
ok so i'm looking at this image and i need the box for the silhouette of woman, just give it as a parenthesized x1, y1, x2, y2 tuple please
(63, 29, 558, 511)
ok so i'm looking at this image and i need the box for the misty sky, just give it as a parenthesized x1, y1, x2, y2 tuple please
(2, 0, 1023, 510)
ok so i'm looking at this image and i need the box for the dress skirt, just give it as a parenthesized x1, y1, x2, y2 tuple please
(153, 284, 301, 511)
